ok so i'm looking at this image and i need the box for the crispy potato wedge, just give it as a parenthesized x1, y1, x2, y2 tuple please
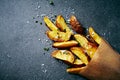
(46, 31, 71, 42)
(67, 59, 85, 67)
(89, 27, 101, 44)
(74, 34, 92, 49)
(51, 50, 75, 64)
(67, 67, 85, 73)
(85, 46, 97, 58)
(56, 15, 73, 33)
(70, 47, 89, 65)
(53, 40, 78, 48)
(70, 15, 84, 34)
(74, 59, 84, 65)
(44, 16, 58, 31)
(86, 34, 98, 46)
(74, 34, 97, 58)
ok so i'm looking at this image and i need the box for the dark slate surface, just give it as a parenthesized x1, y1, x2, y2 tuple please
(0, 0, 120, 80)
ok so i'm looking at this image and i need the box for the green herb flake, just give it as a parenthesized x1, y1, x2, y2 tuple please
(35, 21, 38, 23)
(54, 15, 57, 18)
(44, 47, 49, 51)
(63, 51, 68, 55)
(40, 22, 42, 25)
(49, 0, 54, 5)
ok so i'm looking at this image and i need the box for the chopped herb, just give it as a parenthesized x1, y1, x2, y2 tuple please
(54, 15, 57, 18)
(49, 0, 54, 5)
(44, 47, 49, 51)
(35, 21, 38, 23)
(40, 22, 42, 25)
(63, 51, 68, 55)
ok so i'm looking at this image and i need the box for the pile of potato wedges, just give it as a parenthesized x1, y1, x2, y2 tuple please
(44, 15, 102, 72)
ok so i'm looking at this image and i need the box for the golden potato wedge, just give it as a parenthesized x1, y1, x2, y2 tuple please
(44, 16, 58, 31)
(51, 50, 75, 64)
(46, 31, 71, 42)
(56, 15, 73, 33)
(70, 15, 84, 34)
(67, 59, 85, 67)
(74, 34, 92, 49)
(53, 40, 78, 48)
(74, 34, 97, 58)
(85, 46, 97, 58)
(67, 67, 85, 73)
(73, 59, 83, 65)
(86, 34, 98, 46)
(89, 27, 101, 44)
(70, 47, 89, 65)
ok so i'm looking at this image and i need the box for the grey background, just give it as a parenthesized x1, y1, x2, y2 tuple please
(0, 0, 120, 80)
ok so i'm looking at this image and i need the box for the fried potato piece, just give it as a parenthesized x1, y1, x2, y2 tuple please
(74, 34, 97, 58)
(51, 50, 75, 64)
(73, 59, 85, 67)
(46, 31, 71, 42)
(70, 15, 84, 34)
(89, 27, 101, 44)
(70, 47, 89, 65)
(56, 15, 73, 33)
(44, 16, 58, 31)
(67, 67, 85, 73)
(67, 59, 85, 67)
(53, 40, 78, 48)
(85, 46, 97, 58)
(74, 34, 92, 49)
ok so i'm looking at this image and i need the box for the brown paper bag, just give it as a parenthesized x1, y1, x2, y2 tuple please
(68, 39, 120, 80)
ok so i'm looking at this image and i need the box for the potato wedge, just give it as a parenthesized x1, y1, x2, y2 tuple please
(56, 15, 73, 33)
(51, 50, 75, 64)
(70, 47, 89, 65)
(53, 40, 78, 48)
(67, 59, 85, 67)
(67, 67, 85, 73)
(89, 27, 101, 44)
(73, 59, 85, 67)
(70, 15, 84, 34)
(74, 34, 97, 58)
(46, 31, 71, 42)
(85, 46, 97, 58)
(74, 34, 92, 49)
(44, 16, 58, 31)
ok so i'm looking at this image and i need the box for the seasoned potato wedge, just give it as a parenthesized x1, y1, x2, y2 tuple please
(56, 15, 73, 33)
(74, 59, 84, 65)
(67, 67, 85, 73)
(74, 34, 97, 58)
(74, 34, 92, 49)
(51, 50, 75, 64)
(46, 31, 71, 42)
(67, 59, 85, 67)
(85, 46, 97, 58)
(70, 15, 84, 34)
(89, 27, 101, 44)
(53, 40, 78, 48)
(70, 47, 89, 65)
(44, 16, 58, 31)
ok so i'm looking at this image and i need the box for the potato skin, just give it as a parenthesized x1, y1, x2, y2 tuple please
(51, 50, 75, 64)
(53, 40, 78, 48)
(70, 15, 84, 34)
(70, 47, 89, 65)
